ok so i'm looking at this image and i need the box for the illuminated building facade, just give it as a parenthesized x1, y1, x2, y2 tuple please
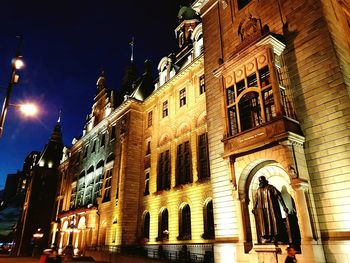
(51, 0, 350, 262)
(193, 0, 350, 262)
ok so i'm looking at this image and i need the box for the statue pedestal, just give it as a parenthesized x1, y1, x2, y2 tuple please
(254, 244, 281, 263)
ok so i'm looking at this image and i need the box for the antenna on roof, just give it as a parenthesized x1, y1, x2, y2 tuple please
(129, 37, 135, 63)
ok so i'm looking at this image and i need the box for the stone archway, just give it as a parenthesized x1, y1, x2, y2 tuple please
(237, 159, 300, 251)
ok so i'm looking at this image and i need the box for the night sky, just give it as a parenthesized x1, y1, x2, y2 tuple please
(0, 1, 183, 189)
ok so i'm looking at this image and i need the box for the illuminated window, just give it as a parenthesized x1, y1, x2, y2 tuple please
(144, 173, 150, 196)
(203, 200, 215, 239)
(148, 111, 153, 128)
(158, 209, 169, 241)
(237, 0, 252, 9)
(162, 100, 168, 118)
(176, 141, 192, 185)
(199, 75, 205, 94)
(198, 133, 210, 179)
(178, 204, 191, 240)
(143, 212, 150, 239)
(157, 150, 171, 191)
(102, 169, 112, 203)
(180, 88, 186, 107)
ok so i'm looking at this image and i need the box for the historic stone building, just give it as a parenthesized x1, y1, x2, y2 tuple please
(193, 0, 350, 262)
(50, 0, 350, 262)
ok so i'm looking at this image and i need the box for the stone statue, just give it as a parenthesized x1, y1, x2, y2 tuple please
(252, 176, 289, 244)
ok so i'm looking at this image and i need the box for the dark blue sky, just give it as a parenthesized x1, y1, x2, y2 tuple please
(0, 1, 183, 189)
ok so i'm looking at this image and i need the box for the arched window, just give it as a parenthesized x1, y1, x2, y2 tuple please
(239, 91, 262, 131)
(203, 200, 215, 239)
(158, 209, 169, 241)
(178, 204, 192, 240)
(143, 212, 150, 239)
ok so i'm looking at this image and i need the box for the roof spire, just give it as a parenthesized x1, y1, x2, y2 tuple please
(57, 109, 62, 123)
(129, 37, 135, 63)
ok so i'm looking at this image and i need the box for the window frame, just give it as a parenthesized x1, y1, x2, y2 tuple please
(179, 88, 186, 107)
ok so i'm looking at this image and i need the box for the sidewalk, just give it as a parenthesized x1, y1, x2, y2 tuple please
(0, 255, 109, 263)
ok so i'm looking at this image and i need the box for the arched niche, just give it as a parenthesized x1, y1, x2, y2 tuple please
(238, 159, 301, 252)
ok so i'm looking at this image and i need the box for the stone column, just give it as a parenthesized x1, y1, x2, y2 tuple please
(290, 178, 314, 241)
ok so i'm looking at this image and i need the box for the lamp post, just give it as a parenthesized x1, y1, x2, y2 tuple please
(32, 228, 44, 257)
(0, 36, 25, 137)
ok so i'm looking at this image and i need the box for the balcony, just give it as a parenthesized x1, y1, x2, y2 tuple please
(223, 116, 302, 157)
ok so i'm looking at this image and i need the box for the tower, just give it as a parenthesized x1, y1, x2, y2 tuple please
(15, 120, 64, 256)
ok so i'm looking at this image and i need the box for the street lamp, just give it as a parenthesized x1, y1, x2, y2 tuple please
(32, 228, 44, 257)
(64, 217, 77, 260)
(0, 36, 25, 138)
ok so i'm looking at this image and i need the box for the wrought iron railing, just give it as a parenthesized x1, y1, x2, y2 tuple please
(86, 244, 214, 263)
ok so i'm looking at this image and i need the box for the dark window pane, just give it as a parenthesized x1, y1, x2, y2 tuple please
(238, 0, 252, 10)
(239, 92, 261, 131)
(227, 87, 235, 105)
(236, 80, 245, 97)
(259, 66, 270, 87)
(228, 106, 238, 135)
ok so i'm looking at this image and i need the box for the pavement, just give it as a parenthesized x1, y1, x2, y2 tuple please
(0, 255, 109, 263)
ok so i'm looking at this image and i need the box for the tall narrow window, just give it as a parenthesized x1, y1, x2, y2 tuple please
(144, 173, 150, 196)
(143, 212, 150, 239)
(198, 134, 210, 179)
(146, 141, 151, 155)
(179, 204, 192, 240)
(110, 125, 116, 141)
(239, 92, 261, 131)
(199, 75, 205, 94)
(158, 209, 169, 240)
(102, 169, 112, 203)
(180, 88, 186, 107)
(162, 100, 168, 118)
(157, 150, 171, 191)
(176, 141, 192, 185)
(91, 140, 97, 153)
(100, 133, 106, 147)
(203, 200, 215, 239)
(148, 111, 153, 128)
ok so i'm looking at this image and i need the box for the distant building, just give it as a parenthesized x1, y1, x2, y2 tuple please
(3, 171, 23, 206)
(14, 121, 63, 256)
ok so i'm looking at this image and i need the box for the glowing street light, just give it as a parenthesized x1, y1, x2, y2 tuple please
(18, 103, 39, 117)
(0, 36, 29, 138)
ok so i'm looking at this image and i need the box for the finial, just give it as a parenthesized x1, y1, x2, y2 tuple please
(57, 109, 62, 123)
(129, 37, 135, 63)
